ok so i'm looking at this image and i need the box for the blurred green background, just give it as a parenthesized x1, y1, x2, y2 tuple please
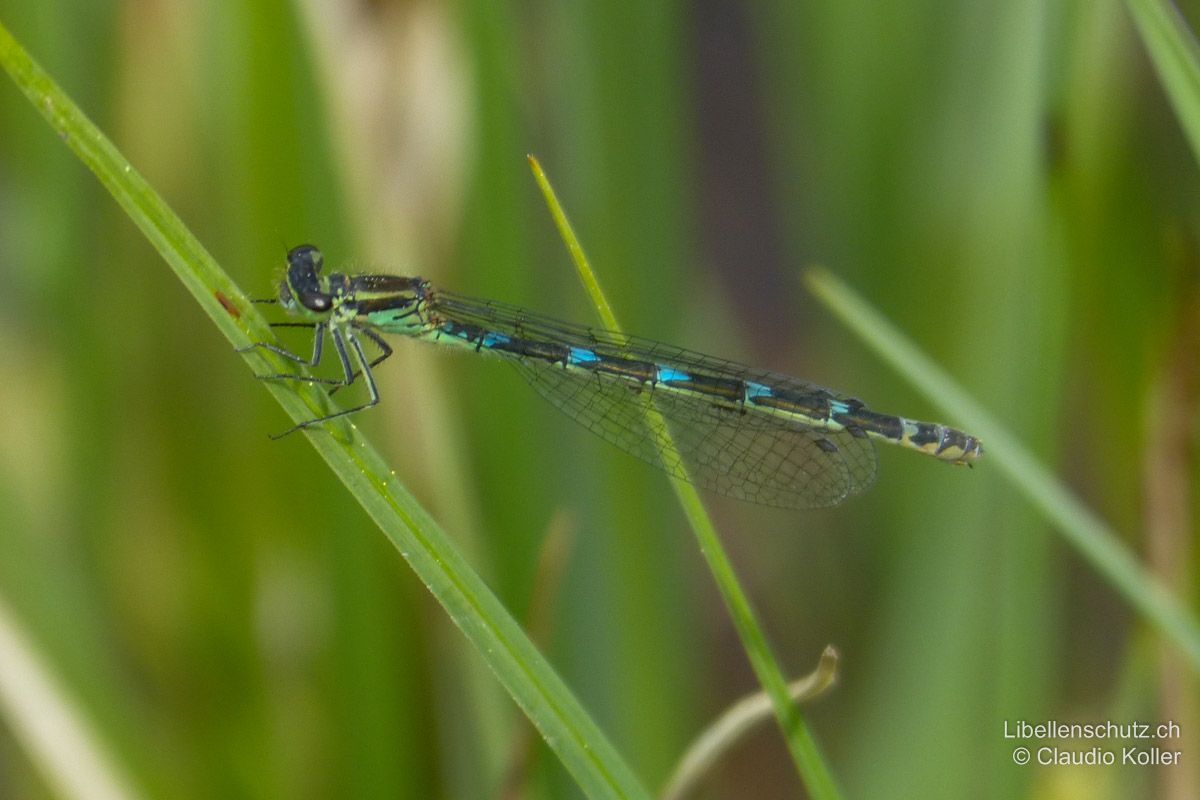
(0, 1, 1196, 798)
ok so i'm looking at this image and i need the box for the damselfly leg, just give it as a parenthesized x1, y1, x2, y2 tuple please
(241, 319, 388, 437)
(329, 328, 393, 396)
(263, 327, 383, 439)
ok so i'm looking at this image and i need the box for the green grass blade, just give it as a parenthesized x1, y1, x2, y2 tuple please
(805, 266, 1200, 671)
(529, 155, 843, 800)
(1126, 0, 1200, 164)
(0, 18, 651, 799)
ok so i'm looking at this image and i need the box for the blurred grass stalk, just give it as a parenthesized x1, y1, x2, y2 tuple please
(0, 598, 139, 800)
(1126, 0, 1200, 164)
(805, 267, 1200, 670)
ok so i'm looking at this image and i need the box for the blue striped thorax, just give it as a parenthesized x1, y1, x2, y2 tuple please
(344, 273, 430, 335)
(276, 244, 429, 335)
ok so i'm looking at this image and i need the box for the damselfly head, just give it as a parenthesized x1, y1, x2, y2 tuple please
(280, 244, 333, 314)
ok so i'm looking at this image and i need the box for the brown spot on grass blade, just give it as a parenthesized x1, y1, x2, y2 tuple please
(215, 290, 241, 318)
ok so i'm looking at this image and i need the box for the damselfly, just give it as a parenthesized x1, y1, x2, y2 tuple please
(243, 245, 982, 509)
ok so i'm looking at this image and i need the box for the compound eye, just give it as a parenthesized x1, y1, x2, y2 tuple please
(287, 244, 324, 274)
(298, 290, 332, 312)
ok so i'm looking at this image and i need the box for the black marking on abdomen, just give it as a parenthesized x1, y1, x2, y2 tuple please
(907, 422, 945, 449)
(930, 426, 974, 456)
(587, 353, 657, 383)
(440, 321, 569, 365)
(487, 336, 570, 365)
(660, 371, 746, 401)
(830, 407, 904, 440)
(748, 387, 833, 421)
(440, 320, 486, 345)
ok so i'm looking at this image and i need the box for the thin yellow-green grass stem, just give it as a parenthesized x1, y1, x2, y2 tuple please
(529, 154, 842, 800)
(528, 155, 622, 331)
